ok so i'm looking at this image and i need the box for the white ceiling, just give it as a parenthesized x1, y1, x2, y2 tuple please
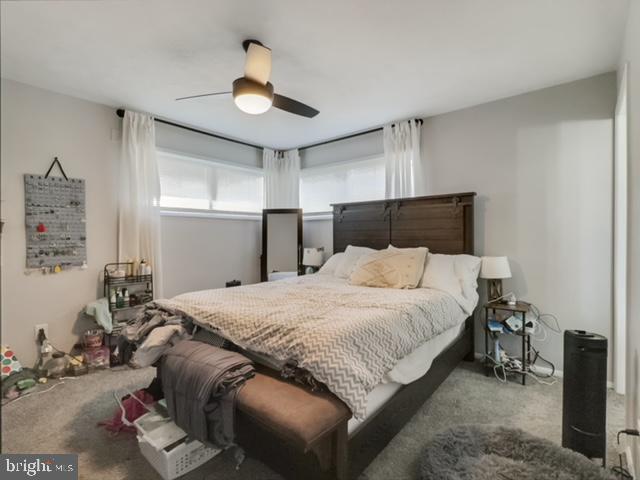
(1, 0, 629, 149)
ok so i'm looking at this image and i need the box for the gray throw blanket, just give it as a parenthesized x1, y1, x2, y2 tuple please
(161, 340, 254, 446)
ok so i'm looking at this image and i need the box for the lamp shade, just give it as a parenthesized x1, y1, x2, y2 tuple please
(480, 256, 512, 279)
(303, 248, 323, 267)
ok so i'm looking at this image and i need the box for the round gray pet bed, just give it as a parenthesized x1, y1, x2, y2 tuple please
(420, 425, 615, 480)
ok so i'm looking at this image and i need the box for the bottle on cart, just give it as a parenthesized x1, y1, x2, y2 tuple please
(115, 288, 124, 308)
(139, 259, 147, 276)
(132, 259, 139, 278)
(144, 282, 152, 301)
(123, 288, 130, 307)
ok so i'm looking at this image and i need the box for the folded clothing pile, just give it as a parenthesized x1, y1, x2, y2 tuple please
(161, 340, 255, 447)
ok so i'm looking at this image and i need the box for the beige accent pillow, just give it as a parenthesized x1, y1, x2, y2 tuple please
(349, 248, 428, 289)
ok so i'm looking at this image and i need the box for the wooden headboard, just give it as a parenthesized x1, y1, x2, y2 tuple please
(332, 192, 475, 255)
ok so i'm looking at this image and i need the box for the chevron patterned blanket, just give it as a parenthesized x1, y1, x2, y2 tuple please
(157, 274, 463, 418)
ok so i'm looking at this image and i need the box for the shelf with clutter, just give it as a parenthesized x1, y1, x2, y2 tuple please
(103, 262, 154, 313)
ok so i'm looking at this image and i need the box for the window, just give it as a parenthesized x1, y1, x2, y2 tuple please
(300, 156, 385, 213)
(157, 151, 263, 214)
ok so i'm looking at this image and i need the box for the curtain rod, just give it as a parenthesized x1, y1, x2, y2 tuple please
(298, 118, 423, 151)
(117, 109, 422, 152)
(116, 109, 263, 150)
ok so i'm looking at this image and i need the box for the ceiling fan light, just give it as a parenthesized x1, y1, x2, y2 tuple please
(232, 77, 274, 115)
(234, 94, 272, 115)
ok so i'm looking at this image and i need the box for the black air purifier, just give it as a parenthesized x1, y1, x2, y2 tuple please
(562, 330, 608, 466)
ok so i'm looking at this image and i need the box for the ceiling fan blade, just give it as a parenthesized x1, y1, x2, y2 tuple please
(244, 42, 272, 85)
(175, 91, 231, 101)
(272, 94, 319, 118)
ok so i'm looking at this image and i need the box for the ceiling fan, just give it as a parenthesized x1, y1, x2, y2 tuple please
(175, 39, 319, 118)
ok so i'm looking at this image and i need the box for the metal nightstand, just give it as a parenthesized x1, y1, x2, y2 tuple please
(483, 300, 532, 385)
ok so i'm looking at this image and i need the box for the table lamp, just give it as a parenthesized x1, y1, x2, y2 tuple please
(480, 256, 511, 302)
(303, 248, 324, 274)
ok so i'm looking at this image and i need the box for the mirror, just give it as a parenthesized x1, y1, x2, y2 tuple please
(261, 209, 303, 281)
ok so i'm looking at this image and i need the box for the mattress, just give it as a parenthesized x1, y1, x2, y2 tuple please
(348, 321, 466, 434)
(161, 274, 469, 418)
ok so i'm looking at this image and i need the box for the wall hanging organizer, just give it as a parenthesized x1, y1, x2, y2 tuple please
(24, 157, 87, 272)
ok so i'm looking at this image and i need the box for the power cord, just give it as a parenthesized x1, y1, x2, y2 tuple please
(612, 429, 639, 479)
(527, 345, 555, 378)
(485, 303, 560, 385)
(528, 302, 562, 334)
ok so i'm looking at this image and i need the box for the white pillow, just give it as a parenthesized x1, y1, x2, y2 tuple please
(420, 253, 462, 297)
(333, 245, 376, 279)
(420, 253, 481, 315)
(453, 255, 482, 314)
(317, 252, 345, 275)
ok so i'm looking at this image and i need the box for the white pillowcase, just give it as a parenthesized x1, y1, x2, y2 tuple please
(333, 245, 376, 279)
(420, 253, 461, 295)
(317, 252, 345, 275)
(420, 252, 481, 315)
(453, 254, 482, 314)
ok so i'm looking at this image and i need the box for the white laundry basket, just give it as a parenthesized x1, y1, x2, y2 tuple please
(135, 411, 221, 480)
(138, 435, 220, 480)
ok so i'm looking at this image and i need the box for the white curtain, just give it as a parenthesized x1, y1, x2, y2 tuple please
(383, 119, 421, 198)
(263, 148, 300, 208)
(118, 111, 163, 297)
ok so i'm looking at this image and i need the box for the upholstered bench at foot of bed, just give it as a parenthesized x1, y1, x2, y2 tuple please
(234, 367, 352, 480)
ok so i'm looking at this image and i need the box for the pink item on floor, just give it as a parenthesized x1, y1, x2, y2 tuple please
(98, 389, 155, 434)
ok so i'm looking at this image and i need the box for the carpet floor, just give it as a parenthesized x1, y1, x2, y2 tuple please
(1, 363, 625, 480)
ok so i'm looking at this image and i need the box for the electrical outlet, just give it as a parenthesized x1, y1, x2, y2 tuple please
(34, 323, 49, 341)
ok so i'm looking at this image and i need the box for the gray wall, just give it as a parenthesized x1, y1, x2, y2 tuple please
(424, 72, 616, 375)
(162, 215, 335, 298)
(620, 0, 640, 465)
(161, 214, 261, 297)
(1, 79, 121, 366)
(305, 73, 617, 376)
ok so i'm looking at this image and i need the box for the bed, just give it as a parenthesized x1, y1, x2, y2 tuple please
(158, 192, 476, 479)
